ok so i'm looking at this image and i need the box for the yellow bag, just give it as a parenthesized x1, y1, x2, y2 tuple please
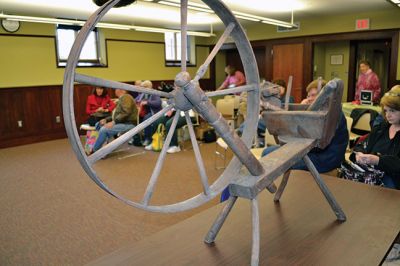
(151, 123, 165, 152)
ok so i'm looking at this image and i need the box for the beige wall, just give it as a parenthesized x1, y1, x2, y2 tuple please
(323, 42, 350, 101)
(398, 40, 400, 81)
(244, 9, 400, 41)
(213, 8, 400, 81)
(313, 41, 351, 101)
(0, 22, 210, 88)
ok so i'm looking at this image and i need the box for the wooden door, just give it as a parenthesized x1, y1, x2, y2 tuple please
(272, 43, 304, 102)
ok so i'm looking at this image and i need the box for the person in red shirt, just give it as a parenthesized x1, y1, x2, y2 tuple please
(217, 65, 246, 91)
(85, 87, 116, 126)
(355, 60, 381, 104)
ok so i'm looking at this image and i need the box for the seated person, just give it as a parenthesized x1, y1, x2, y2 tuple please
(217, 65, 246, 91)
(354, 60, 381, 104)
(221, 79, 349, 202)
(128, 80, 142, 99)
(90, 88, 138, 153)
(263, 79, 348, 172)
(132, 80, 162, 146)
(145, 109, 196, 154)
(85, 86, 116, 126)
(350, 85, 400, 189)
(237, 79, 293, 144)
(300, 79, 324, 105)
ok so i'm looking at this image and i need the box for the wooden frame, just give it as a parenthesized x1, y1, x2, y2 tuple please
(330, 54, 343, 65)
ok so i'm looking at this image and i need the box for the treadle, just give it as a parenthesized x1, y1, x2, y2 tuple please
(229, 137, 316, 199)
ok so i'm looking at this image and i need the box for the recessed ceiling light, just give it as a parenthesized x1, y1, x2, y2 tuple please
(391, 0, 400, 3)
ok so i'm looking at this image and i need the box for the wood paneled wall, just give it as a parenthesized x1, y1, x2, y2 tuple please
(0, 79, 214, 148)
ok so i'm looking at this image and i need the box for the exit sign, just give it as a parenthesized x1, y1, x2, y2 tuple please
(356, 19, 370, 30)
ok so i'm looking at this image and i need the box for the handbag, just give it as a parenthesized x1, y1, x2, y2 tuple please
(151, 123, 165, 152)
(338, 160, 384, 186)
(203, 129, 216, 143)
(138, 105, 148, 118)
(84, 130, 99, 154)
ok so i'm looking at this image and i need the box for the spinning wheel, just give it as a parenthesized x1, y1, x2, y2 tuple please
(63, 0, 266, 213)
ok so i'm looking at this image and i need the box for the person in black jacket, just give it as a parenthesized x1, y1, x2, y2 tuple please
(350, 85, 400, 189)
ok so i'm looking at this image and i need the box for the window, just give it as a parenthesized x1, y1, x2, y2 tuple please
(56, 25, 106, 67)
(164, 32, 196, 66)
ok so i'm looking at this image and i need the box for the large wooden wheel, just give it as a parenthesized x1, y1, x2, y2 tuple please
(63, 0, 263, 213)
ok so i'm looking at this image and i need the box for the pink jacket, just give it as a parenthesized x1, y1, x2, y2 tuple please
(221, 71, 246, 89)
(355, 69, 381, 103)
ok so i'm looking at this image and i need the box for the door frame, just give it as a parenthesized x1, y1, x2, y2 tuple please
(249, 29, 399, 99)
(348, 38, 392, 101)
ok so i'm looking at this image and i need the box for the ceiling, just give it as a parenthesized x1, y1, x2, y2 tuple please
(0, 0, 395, 32)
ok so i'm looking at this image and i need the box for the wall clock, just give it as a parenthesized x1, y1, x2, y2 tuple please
(1, 19, 20, 33)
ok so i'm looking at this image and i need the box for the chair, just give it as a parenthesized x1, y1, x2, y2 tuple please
(345, 116, 361, 149)
(177, 111, 200, 150)
(214, 137, 228, 170)
(80, 124, 97, 155)
(223, 95, 240, 109)
(352, 112, 371, 133)
(216, 97, 236, 131)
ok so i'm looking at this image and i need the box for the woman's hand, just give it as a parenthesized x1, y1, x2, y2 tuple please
(104, 121, 114, 129)
(355, 152, 379, 165)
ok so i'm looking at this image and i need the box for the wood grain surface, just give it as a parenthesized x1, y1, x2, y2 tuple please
(88, 171, 400, 266)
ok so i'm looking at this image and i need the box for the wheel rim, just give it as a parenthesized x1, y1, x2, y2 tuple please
(62, 0, 260, 213)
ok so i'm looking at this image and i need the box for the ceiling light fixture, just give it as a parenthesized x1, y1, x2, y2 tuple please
(387, 0, 400, 7)
(0, 13, 215, 37)
(157, 0, 296, 28)
(158, 1, 213, 13)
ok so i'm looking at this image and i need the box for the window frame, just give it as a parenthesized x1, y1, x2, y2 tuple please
(164, 32, 196, 67)
(55, 24, 106, 68)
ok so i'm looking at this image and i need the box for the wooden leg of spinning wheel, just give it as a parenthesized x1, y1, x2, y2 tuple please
(303, 155, 347, 222)
(204, 196, 237, 244)
(251, 197, 260, 266)
(266, 182, 277, 193)
(273, 170, 291, 202)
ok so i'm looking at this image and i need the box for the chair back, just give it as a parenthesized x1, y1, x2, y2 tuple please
(352, 113, 371, 132)
(216, 97, 235, 119)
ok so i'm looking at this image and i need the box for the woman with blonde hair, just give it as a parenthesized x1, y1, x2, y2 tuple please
(130, 80, 162, 146)
(350, 85, 400, 189)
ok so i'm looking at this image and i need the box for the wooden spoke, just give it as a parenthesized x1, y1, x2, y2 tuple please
(181, 0, 188, 72)
(184, 111, 210, 195)
(284, 76, 293, 110)
(75, 73, 172, 98)
(206, 84, 257, 97)
(88, 105, 173, 164)
(193, 23, 235, 83)
(142, 111, 181, 206)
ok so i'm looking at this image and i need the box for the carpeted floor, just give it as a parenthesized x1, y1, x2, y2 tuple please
(0, 138, 231, 265)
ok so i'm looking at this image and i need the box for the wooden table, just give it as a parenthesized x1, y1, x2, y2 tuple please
(88, 171, 400, 266)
